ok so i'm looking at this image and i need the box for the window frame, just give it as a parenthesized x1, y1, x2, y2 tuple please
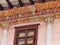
(14, 24, 39, 45)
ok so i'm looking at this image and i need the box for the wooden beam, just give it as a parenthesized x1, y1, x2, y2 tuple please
(18, 0, 24, 7)
(38, 0, 42, 3)
(42, 0, 45, 2)
(46, 0, 56, 2)
(38, 0, 46, 3)
(6, 0, 13, 9)
(29, 0, 34, 5)
(0, 4, 4, 10)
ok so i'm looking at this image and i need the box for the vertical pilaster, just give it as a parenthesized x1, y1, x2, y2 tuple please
(1, 21, 9, 45)
(1, 29, 8, 45)
(45, 17, 54, 45)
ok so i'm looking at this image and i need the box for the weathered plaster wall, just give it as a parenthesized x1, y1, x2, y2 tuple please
(7, 27, 15, 45)
(0, 27, 3, 45)
(37, 21, 46, 45)
(53, 19, 60, 45)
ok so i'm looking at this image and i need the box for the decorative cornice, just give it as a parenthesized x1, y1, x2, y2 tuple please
(0, 1, 60, 28)
(0, 13, 60, 27)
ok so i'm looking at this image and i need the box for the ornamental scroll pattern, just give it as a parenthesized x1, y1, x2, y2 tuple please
(0, 7, 60, 22)
(0, 15, 44, 27)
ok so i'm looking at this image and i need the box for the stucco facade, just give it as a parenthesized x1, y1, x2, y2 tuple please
(0, 18, 60, 45)
(0, 1, 60, 45)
